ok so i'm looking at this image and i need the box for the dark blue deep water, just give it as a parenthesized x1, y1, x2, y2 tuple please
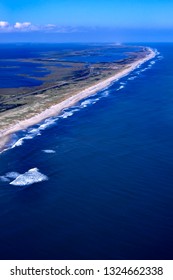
(0, 43, 173, 260)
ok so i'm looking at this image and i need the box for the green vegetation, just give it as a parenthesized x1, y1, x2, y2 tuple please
(0, 45, 147, 131)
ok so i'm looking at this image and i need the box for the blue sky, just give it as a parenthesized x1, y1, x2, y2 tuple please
(0, 0, 172, 42)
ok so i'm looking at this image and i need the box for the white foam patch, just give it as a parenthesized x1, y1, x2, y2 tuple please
(12, 138, 24, 148)
(141, 67, 149, 72)
(101, 90, 109, 97)
(128, 76, 136, 81)
(117, 85, 124, 91)
(39, 118, 56, 130)
(81, 99, 96, 107)
(42, 149, 56, 154)
(0, 176, 10, 182)
(6, 172, 20, 179)
(0, 171, 20, 183)
(29, 128, 39, 133)
(155, 49, 160, 55)
(12, 131, 41, 148)
(127, 59, 156, 78)
(10, 168, 48, 186)
(60, 111, 74, 119)
(158, 55, 163, 60)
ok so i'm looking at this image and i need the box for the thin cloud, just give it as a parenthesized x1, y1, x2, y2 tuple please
(14, 22, 31, 29)
(0, 21, 84, 33)
(45, 24, 57, 29)
(0, 21, 9, 28)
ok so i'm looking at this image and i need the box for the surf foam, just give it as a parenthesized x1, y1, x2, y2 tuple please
(0, 176, 10, 182)
(6, 172, 20, 179)
(42, 149, 56, 154)
(10, 168, 48, 186)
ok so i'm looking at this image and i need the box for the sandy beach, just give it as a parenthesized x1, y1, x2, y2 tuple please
(0, 47, 156, 152)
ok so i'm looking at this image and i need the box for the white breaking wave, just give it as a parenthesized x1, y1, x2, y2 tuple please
(39, 118, 56, 130)
(29, 128, 40, 134)
(117, 85, 124, 91)
(42, 149, 56, 154)
(10, 168, 48, 186)
(12, 138, 25, 148)
(60, 111, 74, 118)
(101, 90, 109, 97)
(12, 130, 41, 148)
(80, 99, 97, 107)
(128, 76, 136, 81)
(127, 58, 157, 77)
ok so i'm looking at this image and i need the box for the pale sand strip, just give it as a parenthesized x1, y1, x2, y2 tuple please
(0, 48, 156, 151)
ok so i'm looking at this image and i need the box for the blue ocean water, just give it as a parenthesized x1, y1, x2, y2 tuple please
(0, 43, 173, 260)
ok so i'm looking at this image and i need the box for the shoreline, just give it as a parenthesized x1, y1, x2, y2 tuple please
(0, 47, 156, 152)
